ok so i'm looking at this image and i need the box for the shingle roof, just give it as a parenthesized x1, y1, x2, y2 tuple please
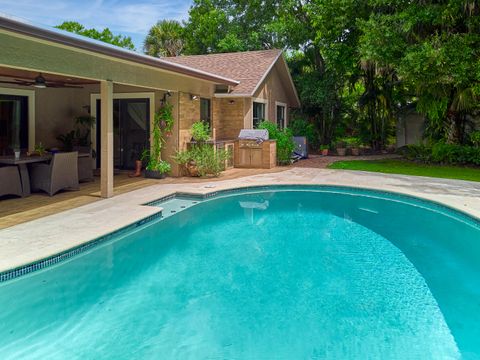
(163, 49, 283, 95)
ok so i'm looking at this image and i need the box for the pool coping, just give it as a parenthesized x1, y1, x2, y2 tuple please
(1, 175, 479, 283)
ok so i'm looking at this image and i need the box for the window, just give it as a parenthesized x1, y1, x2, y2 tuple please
(276, 104, 286, 129)
(253, 101, 266, 128)
(0, 95, 29, 155)
(200, 98, 212, 129)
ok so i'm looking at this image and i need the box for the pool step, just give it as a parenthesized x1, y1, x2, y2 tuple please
(155, 198, 201, 219)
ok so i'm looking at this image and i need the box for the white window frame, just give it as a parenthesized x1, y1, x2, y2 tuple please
(275, 101, 287, 129)
(0, 87, 35, 151)
(252, 97, 268, 128)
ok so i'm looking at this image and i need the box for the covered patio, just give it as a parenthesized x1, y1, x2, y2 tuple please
(0, 15, 237, 201)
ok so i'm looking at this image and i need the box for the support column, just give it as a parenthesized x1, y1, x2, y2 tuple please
(100, 80, 114, 198)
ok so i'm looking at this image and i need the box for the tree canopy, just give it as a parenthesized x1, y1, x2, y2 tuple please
(56, 21, 135, 51)
(144, 20, 184, 57)
(360, 1, 480, 144)
(62, 1, 478, 149)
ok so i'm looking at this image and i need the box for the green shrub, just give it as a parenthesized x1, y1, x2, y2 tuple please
(470, 131, 480, 148)
(343, 137, 361, 147)
(288, 117, 319, 148)
(173, 145, 230, 177)
(258, 121, 295, 165)
(402, 143, 480, 166)
(191, 121, 211, 142)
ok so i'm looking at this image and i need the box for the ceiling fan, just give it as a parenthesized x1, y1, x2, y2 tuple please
(0, 73, 84, 88)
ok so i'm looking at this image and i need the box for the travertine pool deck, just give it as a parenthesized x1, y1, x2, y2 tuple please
(1, 167, 479, 273)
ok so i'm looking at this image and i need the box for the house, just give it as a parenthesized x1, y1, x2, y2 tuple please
(163, 50, 300, 146)
(0, 14, 299, 198)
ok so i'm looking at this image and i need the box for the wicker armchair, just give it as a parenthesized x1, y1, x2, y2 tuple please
(30, 152, 80, 196)
(0, 166, 23, 198)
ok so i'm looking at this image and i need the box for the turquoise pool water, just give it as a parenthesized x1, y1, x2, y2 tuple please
(0, 187, 479, 359)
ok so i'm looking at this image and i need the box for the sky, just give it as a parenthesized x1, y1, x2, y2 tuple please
(0, 0, 193, 51)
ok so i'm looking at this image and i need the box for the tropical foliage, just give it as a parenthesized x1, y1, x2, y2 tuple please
(58, 1, 480, 152)
(56, 21, 135, 50)
(145, 0, 479, 150)
(142, 105, 173, 174)
(144, 20, 184, 57)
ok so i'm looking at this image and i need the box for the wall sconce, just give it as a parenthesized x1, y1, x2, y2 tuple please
(229, 100, 235, 105)
(161, 91, 173, 104)
(190, 94, 199, 101)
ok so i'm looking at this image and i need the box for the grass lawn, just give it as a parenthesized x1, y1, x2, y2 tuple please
(328, 159, 480, 182)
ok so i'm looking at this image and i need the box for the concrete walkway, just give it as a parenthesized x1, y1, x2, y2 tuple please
(1, 167, 479, 273)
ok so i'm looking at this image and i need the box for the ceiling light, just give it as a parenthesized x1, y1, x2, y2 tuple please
(33, 74, 46, 88)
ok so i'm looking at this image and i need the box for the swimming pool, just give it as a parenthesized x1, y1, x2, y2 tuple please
(0, 186, 479, 359)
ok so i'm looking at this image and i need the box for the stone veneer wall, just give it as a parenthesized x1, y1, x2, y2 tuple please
(212, 98, 245, 140)
(178, 92, 200, 151)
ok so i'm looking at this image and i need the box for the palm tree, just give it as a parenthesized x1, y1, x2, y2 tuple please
(144, 20, 184, 57)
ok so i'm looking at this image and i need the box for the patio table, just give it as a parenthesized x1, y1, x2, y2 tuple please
(0, 155, 51, 196)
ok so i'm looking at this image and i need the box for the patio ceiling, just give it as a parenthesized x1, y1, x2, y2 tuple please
(0, 67, 98, 87)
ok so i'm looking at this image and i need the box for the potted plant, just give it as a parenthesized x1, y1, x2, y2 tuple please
(180, 121, 211, 176)
(56, 115, 95, 152)
(145, 159, 171, 179)
(34, 142, 47, 156)
(319, 144, 329, 156)
(172, 149, 199, 177)
(346, 137, 361, 156)
(335, 139, 347, 156)
(173, 122, 229, 177)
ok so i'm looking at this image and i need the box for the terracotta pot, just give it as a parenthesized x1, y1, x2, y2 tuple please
(337, 148, 347, 156)
(186, 161, 199, 177)
(129, 160, 143, 177)
(321, 149, 329, 156)
(351, 147, 360, 156)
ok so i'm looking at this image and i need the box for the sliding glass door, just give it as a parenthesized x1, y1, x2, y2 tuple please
(0, 95, 28, 155)
(96, 98, 150, 170)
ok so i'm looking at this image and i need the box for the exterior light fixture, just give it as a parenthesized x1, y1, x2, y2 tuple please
(33, 74, 47, 88)
(190, 94, 199, 101)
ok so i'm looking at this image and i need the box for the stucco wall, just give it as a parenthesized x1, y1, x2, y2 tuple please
(0, 83, 96, 149)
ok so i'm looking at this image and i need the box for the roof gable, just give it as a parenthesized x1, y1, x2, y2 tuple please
(164, 50, 299, 103)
